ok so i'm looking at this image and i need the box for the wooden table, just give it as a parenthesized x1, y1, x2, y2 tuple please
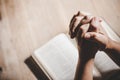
(0, 0, 120, 79)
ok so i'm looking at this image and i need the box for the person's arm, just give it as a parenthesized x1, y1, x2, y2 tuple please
(104, 39, 120, 66)
(75, 42, 97, 80)
(83, 17, 120, 66)
(69, 11, 98, 80)
(70, 11, 120, 80)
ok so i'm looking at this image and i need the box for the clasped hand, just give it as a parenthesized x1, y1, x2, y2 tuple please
(69, 11, 109, 60)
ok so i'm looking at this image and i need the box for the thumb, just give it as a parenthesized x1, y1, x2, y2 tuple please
(89, 17, 101, 32)
(84, 32, 108, 46)
(84, 32, 98, 40)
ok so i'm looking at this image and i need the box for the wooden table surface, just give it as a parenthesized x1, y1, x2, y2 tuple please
(0, 0, 120, 80)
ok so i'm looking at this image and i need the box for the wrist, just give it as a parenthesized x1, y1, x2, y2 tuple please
(79, 48, 97, 59)
(104, 38, 114, 51)
(80, 57, 95, 66)
(79, 51, 96, 64)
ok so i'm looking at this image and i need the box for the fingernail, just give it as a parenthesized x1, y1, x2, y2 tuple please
(93, 18, 99, 25)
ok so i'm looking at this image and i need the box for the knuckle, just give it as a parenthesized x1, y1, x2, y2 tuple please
(93, 33, 98, 37)
(79, 26, 84, 31)
(86, 15, 90, 19)
(75, 17, 79, 21)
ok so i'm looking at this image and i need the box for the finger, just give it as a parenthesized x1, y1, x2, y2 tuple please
(84, 32, 97, 39)
(84, 32, 106, 44)
(80, 11, 91, 16)
(69, 11, 89, 32)
(73, 15, 93, 38)
(91, 17, 108, 36)
(79, 24, 90, 38)
(69, 11, 92, 38)
(70, 11, 80, 24)
(73, 16, 84, 32)
(84, 32, 100, 45)
(84, 32, 108, 50)
(85, 31, 107, 43)
(81, 15, 93, 24)
(72, 15, 93, 38)
(70, 16, 85, 38)
(69, 18, 76, 38)
(69, 12, 81, 38)
(70, 11, 89, 32)
(69, 11, 80, 31)
(81, 16, 102, 24)
(89, 17, 102, 32)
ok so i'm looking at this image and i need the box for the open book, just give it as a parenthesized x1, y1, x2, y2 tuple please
(32, 20, 120, 80)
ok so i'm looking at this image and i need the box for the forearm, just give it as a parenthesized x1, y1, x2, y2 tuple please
(74, 58, 94, 80)
(104, 39, 120, 66)
(74, 47, 95, 80)
(74, 40, 98, 80)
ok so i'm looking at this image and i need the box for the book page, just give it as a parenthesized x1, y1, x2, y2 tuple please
(33, 34, 78, 80)
(101, 20, 120, 41)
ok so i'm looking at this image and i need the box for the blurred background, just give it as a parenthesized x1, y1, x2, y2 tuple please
(0, 0, 120, 79)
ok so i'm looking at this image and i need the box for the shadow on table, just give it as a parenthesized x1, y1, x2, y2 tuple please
(24, 56, 49, 80)
(94, 69, 120, 80)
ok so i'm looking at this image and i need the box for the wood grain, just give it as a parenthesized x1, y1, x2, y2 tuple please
(0, 0, 120, 79)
